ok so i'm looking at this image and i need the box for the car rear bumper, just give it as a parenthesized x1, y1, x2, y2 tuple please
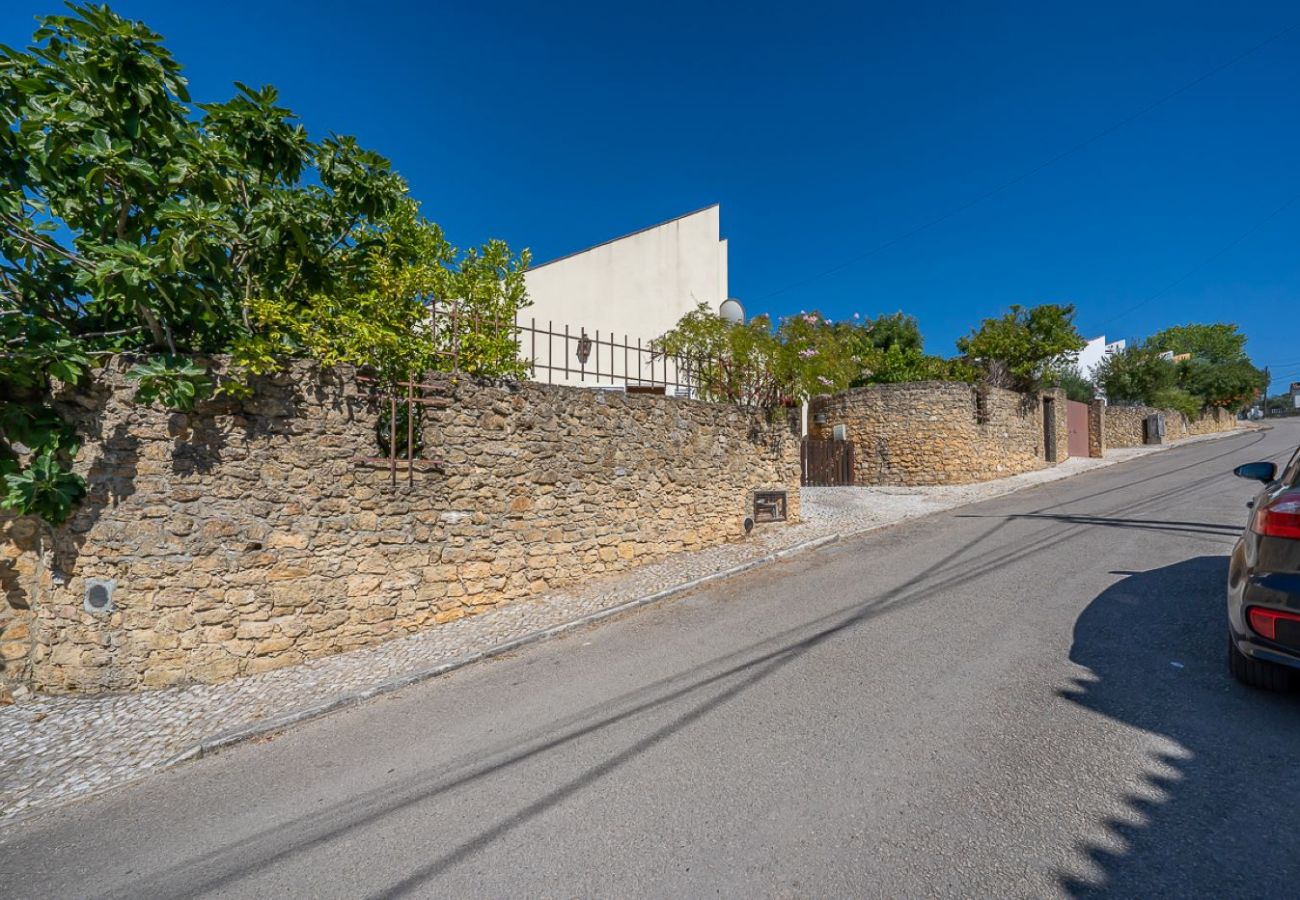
(1229, 572, 1300, 671)
(1231, 628, 1300, 671)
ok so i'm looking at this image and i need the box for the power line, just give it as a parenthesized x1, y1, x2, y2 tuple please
(1099, 188, 1300, 328)
(755, 19, 1300, 303)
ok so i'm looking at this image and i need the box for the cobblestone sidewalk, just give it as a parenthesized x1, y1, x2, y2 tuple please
(0, 434, 1241, 825)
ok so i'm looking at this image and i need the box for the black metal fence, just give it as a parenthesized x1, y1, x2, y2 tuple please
(514, 316, 701, 395)
(352, 302, 714, 483)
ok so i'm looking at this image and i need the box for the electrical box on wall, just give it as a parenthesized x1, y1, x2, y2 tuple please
(753, 491, 788, 523)
(831, 424, 848, 441)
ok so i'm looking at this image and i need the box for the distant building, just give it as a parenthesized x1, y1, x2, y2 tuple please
(1076, 335, 1126, 382)
(519, 205, 732, 389)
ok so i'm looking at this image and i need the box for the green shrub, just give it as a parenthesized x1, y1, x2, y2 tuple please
(1151, 387, 1202, 420)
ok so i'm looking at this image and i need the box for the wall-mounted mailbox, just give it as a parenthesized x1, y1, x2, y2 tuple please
(754, 490, 788, 523)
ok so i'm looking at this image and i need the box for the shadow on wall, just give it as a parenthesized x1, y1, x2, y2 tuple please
(1059, 556, 1300, 896)
(43, 359, 350, 581)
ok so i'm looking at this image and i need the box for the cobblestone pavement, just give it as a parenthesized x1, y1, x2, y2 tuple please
(0, 433, 1242, 824)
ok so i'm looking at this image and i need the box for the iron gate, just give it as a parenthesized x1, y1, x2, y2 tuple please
(801, 438, 855, 486)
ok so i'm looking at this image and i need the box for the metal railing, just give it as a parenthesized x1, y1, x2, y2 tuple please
(514, 316, 700, 395)
(352, 301, 712, 484)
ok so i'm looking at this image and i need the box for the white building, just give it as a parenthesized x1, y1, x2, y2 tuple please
(1076, 335, 1126, 381)
(518, 205, 731, 389)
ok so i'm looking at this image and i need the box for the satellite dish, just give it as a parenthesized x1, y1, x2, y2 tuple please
(719, 298, 745, 324)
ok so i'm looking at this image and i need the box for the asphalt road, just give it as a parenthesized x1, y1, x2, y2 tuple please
(4, 422, 1300, 898)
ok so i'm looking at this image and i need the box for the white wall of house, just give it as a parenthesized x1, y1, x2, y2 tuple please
(518, 205, 729, 388)
(1077, 335, 1126, 381)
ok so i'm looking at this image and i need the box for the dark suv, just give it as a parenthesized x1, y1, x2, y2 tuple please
(1229, 445, 1300, 689)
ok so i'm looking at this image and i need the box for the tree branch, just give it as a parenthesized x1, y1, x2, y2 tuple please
(0, 215, 94, 272)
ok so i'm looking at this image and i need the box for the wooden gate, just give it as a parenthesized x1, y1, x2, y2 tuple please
(801, 438, 855, 486)
(1066, 399, 1090, 458)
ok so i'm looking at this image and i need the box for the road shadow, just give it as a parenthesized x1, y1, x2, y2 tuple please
(1060, 555, 1300, 896)
(954, 512, 1243, 538)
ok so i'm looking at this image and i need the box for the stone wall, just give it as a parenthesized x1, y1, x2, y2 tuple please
(1188, 406, 1239, 436)
(1046, 393, 1069, 464)
(1087, 400, 1106, 458)
(1103, 405, 1162, 448)
(1102, 404, 1238, 448)
(807, 382, 1066, 486)
(1, 358, 799, 694)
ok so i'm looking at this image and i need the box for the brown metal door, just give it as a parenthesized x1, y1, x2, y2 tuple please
(801, 438, 855, 486)
(1066, 400, 1089, 458)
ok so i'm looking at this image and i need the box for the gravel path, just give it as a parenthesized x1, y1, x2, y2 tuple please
(0, 431, 1245, 824)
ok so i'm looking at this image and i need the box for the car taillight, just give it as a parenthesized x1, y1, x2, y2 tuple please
(1254, 492, 1300, 540)
(1247, 606, 1300, 641)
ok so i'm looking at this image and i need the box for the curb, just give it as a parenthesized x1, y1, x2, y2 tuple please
(177, 532, 844, 764)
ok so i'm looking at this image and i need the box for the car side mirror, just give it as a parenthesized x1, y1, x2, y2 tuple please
(1234, 461, 1277, 483)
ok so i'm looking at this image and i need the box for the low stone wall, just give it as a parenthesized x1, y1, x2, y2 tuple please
(1, 358, 799, 694)
(1102, 404, 1238, 448)
(1103, 405, 1163, 448)
(1187, 406, 1239, 436)
(808, 382, 1066, 486)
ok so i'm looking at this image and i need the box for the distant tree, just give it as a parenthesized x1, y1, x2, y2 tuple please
(863, 347, 974, 385)
(1144, 323, 1266, 411)
(955, 304, 1086, 392)
(1147, 323, 1249, 364)
(820, 311, 967, 387)
(1092, 345, 1177, 406)
(861, 311, 924, 354)
(1265, 393, 1298, 416)
(1178, 358, 1268, 412)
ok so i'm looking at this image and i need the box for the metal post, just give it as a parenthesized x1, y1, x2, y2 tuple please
(406, 379, 414, 487)
(389, 393, 397, 487)
(451, 302, 460, 375)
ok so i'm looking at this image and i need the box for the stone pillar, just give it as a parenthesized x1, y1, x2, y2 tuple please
(1088, 400, 1105, 458)
(1043, 388, 1069, 464)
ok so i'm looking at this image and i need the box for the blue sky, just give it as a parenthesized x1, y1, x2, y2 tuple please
(4, 1, 1298, 393)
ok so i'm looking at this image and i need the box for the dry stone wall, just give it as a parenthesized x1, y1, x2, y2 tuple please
(808, 382, 1066, 486)
(1, 358, 798, 694)
(1102, 404, 1238, 448)
(1187, 406, 1239, 436)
